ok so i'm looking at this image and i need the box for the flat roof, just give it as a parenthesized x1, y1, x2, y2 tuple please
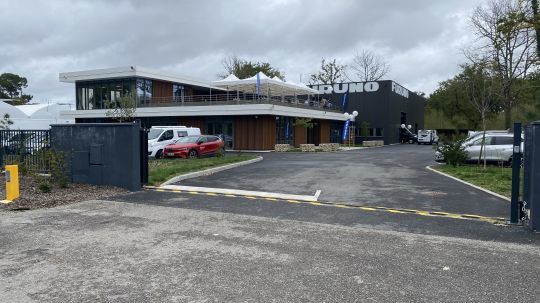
(58, 66, 226, 91)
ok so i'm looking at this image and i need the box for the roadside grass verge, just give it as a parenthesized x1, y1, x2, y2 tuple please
(433, 164, 514, 198)
(148, 155, 257, 186)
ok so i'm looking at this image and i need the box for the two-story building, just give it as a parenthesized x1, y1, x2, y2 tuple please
(59, 66, 347, 150)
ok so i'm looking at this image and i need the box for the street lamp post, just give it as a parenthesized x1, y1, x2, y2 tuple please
(343, 111, 359, 147)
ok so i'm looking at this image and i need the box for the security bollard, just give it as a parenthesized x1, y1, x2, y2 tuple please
(1, 165, 19, 203)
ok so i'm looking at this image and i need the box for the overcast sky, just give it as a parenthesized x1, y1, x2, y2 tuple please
(0, 0, 485, 103)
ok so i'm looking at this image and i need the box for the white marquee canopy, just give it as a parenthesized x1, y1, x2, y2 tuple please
(212, 72, 319, 96)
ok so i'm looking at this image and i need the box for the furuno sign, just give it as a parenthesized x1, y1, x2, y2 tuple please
(391, 82, 409, 98)
(310, 82, 380, 94)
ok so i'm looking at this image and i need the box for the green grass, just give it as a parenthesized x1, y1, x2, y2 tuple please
(148, 155, 257, 186)
(433, 164, 515, 198)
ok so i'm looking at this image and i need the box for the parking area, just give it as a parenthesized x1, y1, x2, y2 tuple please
(180, 145, 509, 218)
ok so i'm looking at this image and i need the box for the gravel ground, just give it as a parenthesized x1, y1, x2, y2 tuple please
(0, 174, 127, 211)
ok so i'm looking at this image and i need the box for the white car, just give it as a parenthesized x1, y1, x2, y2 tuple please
(435, 133, 523, 164)
(417, 130, 439, 145)
(147, 126, 201, 158)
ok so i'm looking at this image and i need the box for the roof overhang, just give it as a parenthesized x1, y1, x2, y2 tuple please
(59, 66, 226, 91)
(60, 104, 347, 121)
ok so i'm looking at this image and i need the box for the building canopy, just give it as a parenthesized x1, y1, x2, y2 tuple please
(212, 72, 319, 96)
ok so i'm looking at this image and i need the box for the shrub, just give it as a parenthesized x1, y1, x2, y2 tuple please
(436, 139, 468, 167)
(39, 181, 52, 193)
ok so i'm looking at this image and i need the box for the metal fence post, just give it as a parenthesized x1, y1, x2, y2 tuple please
(510, 122, 522, 224)
(529, 121, 540, 231)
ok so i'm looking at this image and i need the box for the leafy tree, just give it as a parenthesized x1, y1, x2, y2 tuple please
(105, 96, 137, 122)
(0, 113, 13, 130)
(0, 73, 33, 104)
(469, 0, 537, 128)
(460, 62, 500, 167)
(349, 49, 390, 82)
(309, 58, 346, 85)
(293, 117, 315, 129)
(219, 55, 284, 79)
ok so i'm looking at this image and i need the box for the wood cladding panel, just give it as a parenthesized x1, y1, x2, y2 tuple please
(317, 120, 331, 144)
(294, 124, 307, 147)
(152, 80, 172, 103)
(177, 117, 206, 133)
(234, 116, 275, 150)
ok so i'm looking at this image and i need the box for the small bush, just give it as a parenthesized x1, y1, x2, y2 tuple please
(437, 139, 468, 167)
(39, 181, 52, 193)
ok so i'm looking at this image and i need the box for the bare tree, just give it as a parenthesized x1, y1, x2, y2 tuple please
(469, 0, 537, 128)
(309, 58, 346, 85)
(460, 62, 499, 168)
(349, 49, 390, 82)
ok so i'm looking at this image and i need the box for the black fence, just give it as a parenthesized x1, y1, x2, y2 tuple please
(0, 129, 51, 173)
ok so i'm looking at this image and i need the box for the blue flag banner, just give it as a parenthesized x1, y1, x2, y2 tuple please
(256, 72, 261, 96)
(342, 120, 350, 142)
(285, 121, 289, 139)
(341, 93, 348, 110)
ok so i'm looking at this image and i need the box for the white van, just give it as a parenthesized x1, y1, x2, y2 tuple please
(417, 130, 439, 145)
(148, 126, 201, 158)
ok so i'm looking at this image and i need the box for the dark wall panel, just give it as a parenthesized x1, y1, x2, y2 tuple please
(51, 123, 143, 191)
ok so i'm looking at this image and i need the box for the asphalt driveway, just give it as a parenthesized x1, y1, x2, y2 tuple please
(180, 145, 510, 218)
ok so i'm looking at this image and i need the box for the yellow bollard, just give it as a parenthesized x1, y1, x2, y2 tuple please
(1, 165, 19, 204)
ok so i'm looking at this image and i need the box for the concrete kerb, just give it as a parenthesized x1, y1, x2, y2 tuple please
(160, 156, 264, 186)
(158, 184, 320, 202)
(426, 165, 511, 202)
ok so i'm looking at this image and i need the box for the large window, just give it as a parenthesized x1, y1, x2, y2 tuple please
(276, 117, 294, 145)
(173, 84, 184, 102)
(136, 78, 153, 105)
(76, 78, 136, 110)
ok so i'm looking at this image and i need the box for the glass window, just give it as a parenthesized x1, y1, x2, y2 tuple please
(177, 130, 188, 137)
(472, 137, 492, 146)
(145, 79, 152, 103)
(494, 137, 514, 145)
(148, 128, 163, 140)
(173, 84, 184, 102)
(276, 116, 294, 145)
(159, 130, 174, 141)
(176, 136, 199, 143)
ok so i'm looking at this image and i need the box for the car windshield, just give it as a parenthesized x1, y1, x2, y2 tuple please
(175, 136, 200, 144)
(148, 129, 163, 140)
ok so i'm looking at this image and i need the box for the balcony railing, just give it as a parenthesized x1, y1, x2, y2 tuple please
(137, 94, 342, 112)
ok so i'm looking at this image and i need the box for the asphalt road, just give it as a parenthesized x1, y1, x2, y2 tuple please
(1, 200, 539, 302)
(2, 145, 539, 302)
(182, 145, 509, 218)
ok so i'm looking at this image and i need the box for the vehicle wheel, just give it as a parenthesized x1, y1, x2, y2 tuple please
(155, 149, 163, 159)
(218, 147, 225, 157)
(188, 149, 198, 159)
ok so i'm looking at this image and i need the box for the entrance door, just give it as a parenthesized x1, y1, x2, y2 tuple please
(207, 120, 233, 150)
(223, 122, 233, 149)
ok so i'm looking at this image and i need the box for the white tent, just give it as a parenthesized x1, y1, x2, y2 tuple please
(0, 101, 74, 130)
(212, 72, 319, 96)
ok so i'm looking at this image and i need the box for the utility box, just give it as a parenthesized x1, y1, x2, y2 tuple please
(526, 122, 540, 231)
(50, 122, 145, 191)
(4, 165, 20, 201)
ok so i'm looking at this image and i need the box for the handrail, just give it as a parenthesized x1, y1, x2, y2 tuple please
(136, 94, 341, 112)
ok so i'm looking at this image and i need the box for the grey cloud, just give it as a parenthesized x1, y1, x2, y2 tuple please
(0, 0, 485, 100)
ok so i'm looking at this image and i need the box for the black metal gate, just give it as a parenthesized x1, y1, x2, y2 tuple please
(0, 129, 51, 173)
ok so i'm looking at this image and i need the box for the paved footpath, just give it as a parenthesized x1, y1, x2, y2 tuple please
(1, 199, 540, 302)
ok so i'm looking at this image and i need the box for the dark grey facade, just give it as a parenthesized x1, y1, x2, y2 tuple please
(50, 122, 146, 191)
(310, 80, 425, 144)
